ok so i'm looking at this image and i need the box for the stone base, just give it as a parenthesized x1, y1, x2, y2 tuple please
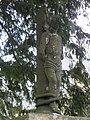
(12, 113, 90, 120)
(36, 105, 53, 113)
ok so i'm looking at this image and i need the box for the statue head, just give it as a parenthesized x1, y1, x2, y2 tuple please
(49, 15, 60, 33)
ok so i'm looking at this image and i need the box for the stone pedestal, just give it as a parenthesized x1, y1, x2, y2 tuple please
(12, 113, 90, 120)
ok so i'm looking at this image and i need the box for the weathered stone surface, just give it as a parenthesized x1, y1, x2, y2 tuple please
(36, 15, 63, 112)
(11, 113, 90, 120)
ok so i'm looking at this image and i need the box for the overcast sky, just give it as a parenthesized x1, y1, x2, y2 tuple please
(62, 7, 90, 75)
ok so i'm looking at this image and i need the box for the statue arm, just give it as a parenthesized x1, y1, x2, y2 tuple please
(58, 35, 63, 60)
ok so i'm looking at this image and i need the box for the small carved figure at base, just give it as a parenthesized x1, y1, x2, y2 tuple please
(49, 102, 61, 114)
(36, 102, 61, 114)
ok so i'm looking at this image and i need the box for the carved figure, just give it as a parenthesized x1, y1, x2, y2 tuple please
(37, 16, 63, 113)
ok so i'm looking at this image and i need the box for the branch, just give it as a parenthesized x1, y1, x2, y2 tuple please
(0, 21, 19, 62)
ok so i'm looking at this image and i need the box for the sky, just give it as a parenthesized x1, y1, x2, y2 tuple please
(77, 8, 90, 74)
(62, 7, 90, 75)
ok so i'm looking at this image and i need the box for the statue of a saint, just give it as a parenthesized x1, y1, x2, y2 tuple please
(37, 15, 63, 114)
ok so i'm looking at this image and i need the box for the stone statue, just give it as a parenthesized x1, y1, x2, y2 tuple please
(36, 15, 63, 114)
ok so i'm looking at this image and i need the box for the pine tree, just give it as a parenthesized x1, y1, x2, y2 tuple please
(0, 0, 90, 118)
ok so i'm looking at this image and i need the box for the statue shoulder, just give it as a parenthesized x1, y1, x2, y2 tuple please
(41, 32, 49, 38)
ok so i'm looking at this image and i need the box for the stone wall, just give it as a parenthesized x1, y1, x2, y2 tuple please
(11, 113, 90, 120)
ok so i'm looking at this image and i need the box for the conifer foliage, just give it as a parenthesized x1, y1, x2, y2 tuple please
(0, 0, 90, 118)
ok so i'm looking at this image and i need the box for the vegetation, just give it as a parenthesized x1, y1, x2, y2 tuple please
(0, 0, 90, 119)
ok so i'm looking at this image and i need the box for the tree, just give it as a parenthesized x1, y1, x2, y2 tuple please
(0, 0, 90, 119)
